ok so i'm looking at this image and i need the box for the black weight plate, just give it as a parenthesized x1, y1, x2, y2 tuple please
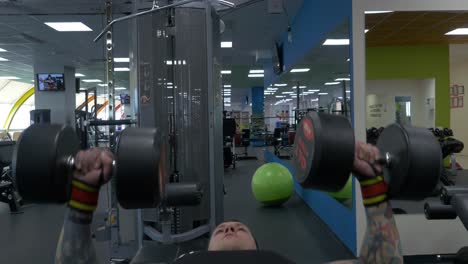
(115, 127, 165, 209)
(377, 124, 410, 197)
(377, 124, 441, 200)
(293, 112, 354, 191)
(13, 124, 79, 203)
(401, 125, 441, 199)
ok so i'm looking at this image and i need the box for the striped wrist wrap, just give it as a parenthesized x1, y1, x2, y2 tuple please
(360, 176, 388, 207)
(68, 180, 99, 213)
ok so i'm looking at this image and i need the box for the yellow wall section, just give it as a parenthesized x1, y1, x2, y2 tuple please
(366, 44, 450, 127)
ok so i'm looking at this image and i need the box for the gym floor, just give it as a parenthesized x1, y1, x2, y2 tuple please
(0, 146, 353, 264)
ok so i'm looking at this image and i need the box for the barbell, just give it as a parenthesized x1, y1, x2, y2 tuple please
(12, 124, 202, 209)
(293, 112, 442, 200)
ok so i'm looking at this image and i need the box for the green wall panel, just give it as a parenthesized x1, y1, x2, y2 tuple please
(366, 44, 450, 127)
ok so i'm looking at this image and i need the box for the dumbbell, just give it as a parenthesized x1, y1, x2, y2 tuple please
(443, 128, 454, 137)
(12, 124, 202, 209)
(293, 112, 442, 200)
(434, 128, 443, 138)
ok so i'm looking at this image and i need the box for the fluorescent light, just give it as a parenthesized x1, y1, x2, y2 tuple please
(299, 86, 307, 89)
(309, 89, 320, 92)
(30, 80, 34, 82)
(347, 58, 350, 62)
(75, 73, 85, 77)
(365, 29, 369, 34)
(318, 93, 328, 95)
(166, 60, 173, 65)
(325, 82, 340, 85)
(223, 85, 232, 88)
(0, 48, 6, 52)
(167, 86, 174, 89)
(98, 84, 108, 87)
(323, 39, 350, 46)
(311, 98, 319, 102)
(267, 87, 278, 90)
(282, 92, 294, 94)
(365, 11, 393, 14)
(249, 69, 264, 74)
(335, 78, 351, 81)
(290, 68, 310, 73)
(0, 57, 9, 61)
(82, 79, 102, 83)
(221, 41, 233, 48)
(274, 83, 287, 87)
(0, 76, 20, 80)
(221, 70, 231, 74)
(115, 87, 127, 90)
(114, 57, 130, 62)
(248, 74, 264, 78)
(223, 88, 231, 91)
(346, 90, 351, 93)
(44, 22, 92, 32)
(446, 28, 468, 35)
(115, 67, 130, 72)
(275, 95, 286, 98)
(338, 97, 343, 99)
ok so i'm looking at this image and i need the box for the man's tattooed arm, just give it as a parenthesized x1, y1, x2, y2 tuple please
(328, 201, 403, 264)
(55, 208, 98, 264)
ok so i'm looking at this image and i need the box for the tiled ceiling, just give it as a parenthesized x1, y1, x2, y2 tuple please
(262, 20, 350, 105)
(0, 0, 303, 95)
(366, 11, 468, 47)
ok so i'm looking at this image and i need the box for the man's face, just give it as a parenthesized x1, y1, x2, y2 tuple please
(208, 221, 257, 251)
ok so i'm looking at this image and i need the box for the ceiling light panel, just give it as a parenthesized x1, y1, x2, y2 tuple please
(221, 41, 233, 48)
(323, 39, 350, 45)
(290, 68, 310, 73)
(44, 22, 92, 32)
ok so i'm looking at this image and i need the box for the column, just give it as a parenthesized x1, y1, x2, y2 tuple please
(251, 86, 265, 130)
(33, 60, 76, 126)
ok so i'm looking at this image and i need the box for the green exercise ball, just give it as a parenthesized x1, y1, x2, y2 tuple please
(327, 176, 352, 202)
(251, 162, 294, 206)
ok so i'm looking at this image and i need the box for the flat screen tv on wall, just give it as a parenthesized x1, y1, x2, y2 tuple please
(37, 73, 65, 91)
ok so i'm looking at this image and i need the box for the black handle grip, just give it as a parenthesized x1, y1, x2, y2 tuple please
(165, 183, 203, 206)
(424, 202, 457, 220)
(452, 194, 468, 231)
(441, 186, 468, 204)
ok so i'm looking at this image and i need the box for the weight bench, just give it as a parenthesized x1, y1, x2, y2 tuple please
(273, 128, 291, 160)
(131, 249, 294, 264)
(237, 129, 257, 160)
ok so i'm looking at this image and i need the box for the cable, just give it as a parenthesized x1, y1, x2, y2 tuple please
(281, 0, 291, 28)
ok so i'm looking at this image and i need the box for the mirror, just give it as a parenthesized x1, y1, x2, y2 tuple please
(269, 19, 352, 207)
(365, 11, 468, 214)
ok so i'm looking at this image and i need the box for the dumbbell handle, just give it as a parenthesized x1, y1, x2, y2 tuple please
(376, 152, 392, 166)
(62, 155, 115, 185)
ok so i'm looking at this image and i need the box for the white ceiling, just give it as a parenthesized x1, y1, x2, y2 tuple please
(0, 0, 302, 86)
(0, 0, 305, 107)
(0, 79, 34, 104)
(226, 18, 351, 106)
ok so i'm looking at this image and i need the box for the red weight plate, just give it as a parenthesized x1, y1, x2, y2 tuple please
(293, 112, 354, 191)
